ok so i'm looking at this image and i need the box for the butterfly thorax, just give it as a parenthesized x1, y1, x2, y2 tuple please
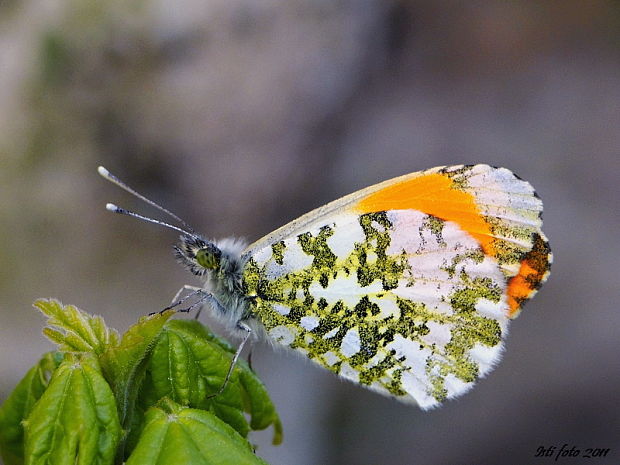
(175, 235, 253, 331)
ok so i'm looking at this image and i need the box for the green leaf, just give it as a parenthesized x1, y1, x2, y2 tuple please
(140, 319, 281, 444)
(0, 352, 63, 465)
(98, 310, 174, 462)
(23, 353, 121, 465)
(237, 368, 283, 445)
(99, 310, 174, 418)
(34, 299, 119, 354)
(126, 399, 268, 465)
(6, 302, 282, 465)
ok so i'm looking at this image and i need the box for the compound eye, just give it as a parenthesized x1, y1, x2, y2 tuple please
(195, 248, 220, 269)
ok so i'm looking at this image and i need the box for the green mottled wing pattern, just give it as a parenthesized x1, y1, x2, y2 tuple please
(242, 209, 508, 409)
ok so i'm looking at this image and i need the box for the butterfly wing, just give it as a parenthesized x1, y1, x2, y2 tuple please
(242, 164, 551, 409)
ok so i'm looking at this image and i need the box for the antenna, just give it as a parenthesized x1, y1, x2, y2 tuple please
(97, 166, 194, 233)
(105, 203, 196, 237)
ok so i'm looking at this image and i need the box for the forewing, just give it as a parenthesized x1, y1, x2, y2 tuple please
(243, 164, 551, 317)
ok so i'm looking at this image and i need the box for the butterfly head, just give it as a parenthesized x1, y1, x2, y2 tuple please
(175, 235, 223, 277)
(97, 166, 227, 278)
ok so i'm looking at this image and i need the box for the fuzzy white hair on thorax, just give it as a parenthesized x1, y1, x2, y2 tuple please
(214, 237, 248, 262)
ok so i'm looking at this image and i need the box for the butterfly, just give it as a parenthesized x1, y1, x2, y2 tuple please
(99, 164, 551, 409)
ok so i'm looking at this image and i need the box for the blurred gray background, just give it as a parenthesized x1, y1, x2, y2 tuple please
(1, 1, 619, 464)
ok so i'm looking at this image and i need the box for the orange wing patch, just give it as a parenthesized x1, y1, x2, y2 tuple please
(353, 173, 496, 255)
(506, 234, 551, 318)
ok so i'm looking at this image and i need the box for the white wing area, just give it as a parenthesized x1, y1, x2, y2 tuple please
(243, 208, 511, 409)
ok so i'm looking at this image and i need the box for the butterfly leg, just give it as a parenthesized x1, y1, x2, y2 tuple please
(149, 285, 204, 315)
(247, 348, 254, 371)
(174, 290, 233, 321)
(170, 285, 202, 306)
(207, 321, 252, 399)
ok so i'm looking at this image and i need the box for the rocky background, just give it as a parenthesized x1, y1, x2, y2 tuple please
(1, 1, 619, 464)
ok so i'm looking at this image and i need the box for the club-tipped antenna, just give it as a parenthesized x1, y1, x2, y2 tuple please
(97, 166, 194, 233)
(106, 203, 196, 237)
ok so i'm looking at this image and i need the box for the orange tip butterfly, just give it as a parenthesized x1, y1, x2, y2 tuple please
(99, 164, 551, 409)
